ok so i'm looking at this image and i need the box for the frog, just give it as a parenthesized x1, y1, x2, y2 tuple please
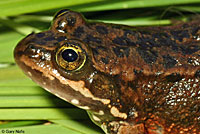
(14, 9, 200, 134)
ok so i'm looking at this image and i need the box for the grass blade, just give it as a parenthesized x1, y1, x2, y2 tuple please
(51, 120, 103, 134)
(0, 121, 44, 128)
(0, 108, 88, 120)
(0, 18, 41, 35)
(0, 86, 48, 96)
(0, 66, 35, 86)
(73, 0, 200, 12)
(0, 0, 104, 17)
(0, 124, 84, 134)
(0, 96, 72, 108)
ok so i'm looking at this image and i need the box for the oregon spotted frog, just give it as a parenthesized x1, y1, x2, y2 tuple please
(14, 9, 200, 134)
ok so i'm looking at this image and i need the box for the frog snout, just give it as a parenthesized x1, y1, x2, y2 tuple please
(14, 32, 38, 69)
(14, 34, 31, 58)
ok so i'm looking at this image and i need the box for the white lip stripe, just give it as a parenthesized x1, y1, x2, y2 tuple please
(92, 115, 101, 121)
(110, 106, 127, 119)
(71, 99, 79, 105)
(21, 55, 110, 107)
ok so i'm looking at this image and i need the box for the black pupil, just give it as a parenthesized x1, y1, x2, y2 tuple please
(62, 49, 78, 62)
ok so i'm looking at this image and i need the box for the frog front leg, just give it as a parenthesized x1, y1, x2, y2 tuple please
(102, 118, 165, 134)
(105, 121, 145, 134)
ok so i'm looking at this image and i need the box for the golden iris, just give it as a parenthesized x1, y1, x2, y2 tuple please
(56, 43, 86, 71)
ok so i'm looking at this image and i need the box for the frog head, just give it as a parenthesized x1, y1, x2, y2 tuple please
(14, 9, 129, 133)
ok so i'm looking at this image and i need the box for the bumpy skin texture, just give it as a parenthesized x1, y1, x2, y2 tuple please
(14, 10, 200, 134)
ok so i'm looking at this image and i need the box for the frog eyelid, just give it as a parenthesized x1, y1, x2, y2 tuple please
(53, 9, 70, 20)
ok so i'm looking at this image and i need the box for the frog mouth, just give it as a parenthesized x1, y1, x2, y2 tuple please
(15, 49, 108, 110)
(14, 39, 110, 116)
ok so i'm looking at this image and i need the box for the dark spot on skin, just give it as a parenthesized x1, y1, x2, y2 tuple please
(30, 38, 46, 45)
(133, 69, 143, 76)
(137, 36, 158, 48)
(91, 48, 99, 55)
(162, 55, 177, 69)
(53, 42, 59, 46)
(67, 16, 76, 26)
(112, 37, 124, 45)
(123, 47, 130, 58)
(124, 29, 137, 36)
(96, 26, 108, 34)
(187, 58, 193, 64)
(133, 69, 139, 74)
(56, 36, 66, 42)
(111, 25, 122, 29)
(73, 26, 84, 38)
(83, 35, 102, 44)
(112, 47, 124, 58)
(92, 46, 106, 56)
(180, 45, 199, 55)
(112, 36, 136, 46)
(112, 47, 130, 58)
(136, 32, 179, 58)
(170, 30, 190, 42)
(35, 33, 45, 38)
(137, 47, 158, 64)
(195, 70, 200, 77)
(151, 32, 180, 52)
(44, 36, 55, 41)
(191, 26, 200, 36)
(182, 23, 189, 28)
(30, 31, 62, 47)
(165, 73, 182, 82)
(101, 57, 109, 64)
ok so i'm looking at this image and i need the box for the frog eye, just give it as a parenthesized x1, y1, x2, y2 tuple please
(53, 9, 69, 20)
(56, 44, 86, 71)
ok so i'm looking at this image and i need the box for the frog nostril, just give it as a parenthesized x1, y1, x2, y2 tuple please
(27, 44, 36, 51)
(14, 35, 34, 56)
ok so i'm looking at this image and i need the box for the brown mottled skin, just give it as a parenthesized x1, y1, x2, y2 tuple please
(14, 9, 200, 134)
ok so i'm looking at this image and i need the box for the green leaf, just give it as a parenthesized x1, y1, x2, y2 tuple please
(0, 18, 41, 35)
(0, 124, 85, 134)
(0, 96, 72, 108)
(0, 108, 88, 120)
(73, 0, 200, 12)
(0, 0, 104, 17)
(51, 120, 103, 134)
(0, 86, 48, 96)
(0, 120, 44, 128)
(0, 29, 23, 63)
(97, 19, 172, 26)
(0, 66, 35, 86)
